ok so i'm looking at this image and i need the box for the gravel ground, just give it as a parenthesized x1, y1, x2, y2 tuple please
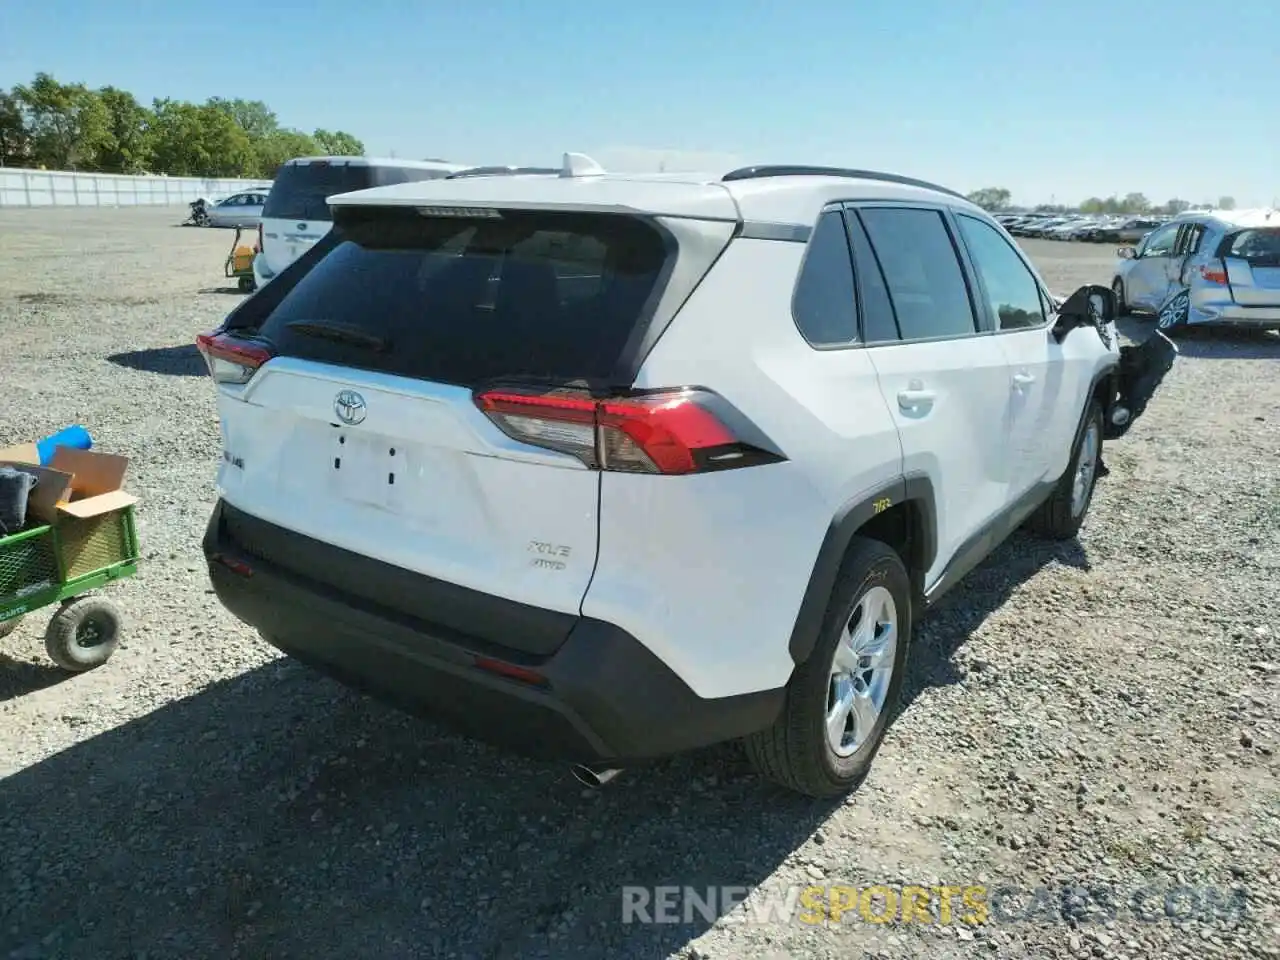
(0, 207, 1277, 960)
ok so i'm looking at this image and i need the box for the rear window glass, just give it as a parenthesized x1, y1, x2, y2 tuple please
(262, 163, 374, 221)
(256, 208, 671, 387)
(261, 164, 453, 222)
(1223, 228, 1280, 266)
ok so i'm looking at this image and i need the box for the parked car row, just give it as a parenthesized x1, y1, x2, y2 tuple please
(994, 212, 1172, 244)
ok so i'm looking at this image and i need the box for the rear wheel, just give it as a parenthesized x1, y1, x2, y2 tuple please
(1029, 399, 1104, 540)
(744, 538, 911, 798)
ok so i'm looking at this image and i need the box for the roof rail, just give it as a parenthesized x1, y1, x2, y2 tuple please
(721, 165, 966, 200)
(447, 165, 560, 179)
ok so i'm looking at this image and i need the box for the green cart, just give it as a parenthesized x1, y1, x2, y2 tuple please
(0, 504, 140, 671)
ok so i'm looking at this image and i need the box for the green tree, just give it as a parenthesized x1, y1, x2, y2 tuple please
(312, 128, 364, 156)
(96, 86, 153, 173)
(0, 90, 29, 166)
(13, 72, 110, 169)
(1218, 196, 1236, 210)
(207, 97, 279, 140)
(150, 98, 256, 177)
(1079, 197, 1106, 214)
(253, 129, 320, 177)
(966, 187, 1012, 211)
(1161, 198, 1191, 215)
(1121, 192, 1149, 214)
(4, 71, 364, 175)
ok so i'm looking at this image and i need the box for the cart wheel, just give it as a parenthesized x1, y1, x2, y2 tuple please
(238, 275, 255, 292)
(0, 616, 22, 640)
(44, 597, 123, 672)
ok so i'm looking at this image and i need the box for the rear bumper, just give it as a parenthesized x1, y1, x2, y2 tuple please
(202, 499, 783, 763)
(1193, 301, 1280, 328)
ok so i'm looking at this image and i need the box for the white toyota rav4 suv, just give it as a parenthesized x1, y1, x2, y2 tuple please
(197, 155, 1175, 797)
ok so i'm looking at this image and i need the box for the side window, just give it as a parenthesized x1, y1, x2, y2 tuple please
(857, 207, 977, 341)
(955, 214, 1046, 331)
(791, 210, 858, 346)
(843, 211, 900, 342)
(1183, 224, 1205, 255)
(1141, 224, 1178, 258)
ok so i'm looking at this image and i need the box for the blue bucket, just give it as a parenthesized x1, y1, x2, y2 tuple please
(37, 425, 93, 466)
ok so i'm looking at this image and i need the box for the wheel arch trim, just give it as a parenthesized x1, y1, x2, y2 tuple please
(787, 474, 937, 665)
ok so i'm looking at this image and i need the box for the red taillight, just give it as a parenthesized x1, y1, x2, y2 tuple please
(474, 656, 547, 687)
(1200, 262, 1228, 284)
(209, 553, 253, 578)
(195, 331, 273, 384)
(474, 387, 783, 475)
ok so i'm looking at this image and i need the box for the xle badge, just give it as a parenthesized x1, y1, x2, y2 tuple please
(528, 541, 571, 571)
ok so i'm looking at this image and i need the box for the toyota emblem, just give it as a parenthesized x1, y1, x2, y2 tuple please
(334, 390, 367, 425)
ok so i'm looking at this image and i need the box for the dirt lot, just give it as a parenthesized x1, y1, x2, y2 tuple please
(0, 207, 1277, 960)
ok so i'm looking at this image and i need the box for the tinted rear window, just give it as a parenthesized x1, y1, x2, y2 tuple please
(262, 163, 374, 221)
(262, 164, 453, 222)
(1222, 228, 1280, 266)
(256, 208, 672, 387)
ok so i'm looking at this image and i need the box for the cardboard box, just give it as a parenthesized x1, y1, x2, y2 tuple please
(0, 443, 137, 526)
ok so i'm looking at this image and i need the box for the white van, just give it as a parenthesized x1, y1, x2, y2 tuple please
(253, 156, 466, 289)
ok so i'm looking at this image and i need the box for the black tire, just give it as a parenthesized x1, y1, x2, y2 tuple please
(0, 615, 22, 640)
(1111, 278, 1127, 316)
(238, 275, 255, 293)
(744, 538, 912, 798)
(44, 596, 123, 672)
(1029, 399, 1104, 540)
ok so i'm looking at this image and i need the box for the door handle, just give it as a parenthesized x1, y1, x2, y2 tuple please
(897, 388, 937, 409)
(1012, 372, 1036, 387)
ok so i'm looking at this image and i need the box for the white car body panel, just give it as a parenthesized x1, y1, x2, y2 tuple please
(202, 159, 1139, 741)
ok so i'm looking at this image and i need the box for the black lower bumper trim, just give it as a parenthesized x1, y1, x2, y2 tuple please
(203, 500, 784, 763)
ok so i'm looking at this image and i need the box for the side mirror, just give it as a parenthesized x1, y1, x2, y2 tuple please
(1117, 246, 1137, 259)
(1052, 284, 1117, 343)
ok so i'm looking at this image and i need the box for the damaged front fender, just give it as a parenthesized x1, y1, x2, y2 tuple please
(1104, 329, 1178, 440)
(1052, 283, 1179, 441)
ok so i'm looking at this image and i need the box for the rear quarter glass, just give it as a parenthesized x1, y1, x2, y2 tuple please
(263, 165, 375, 222)
(254, 206, 675, 389)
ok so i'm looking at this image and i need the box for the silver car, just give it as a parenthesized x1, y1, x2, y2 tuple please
(205, 190, 269, 228)
(1112, 209, 1280, 331)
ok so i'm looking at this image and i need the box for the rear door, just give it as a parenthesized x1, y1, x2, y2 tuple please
(850, 204, 1013, 589)
(1166, 222, 1205, 293)
(1220, 227, 1280, 306)
(214, 206, 685, 646)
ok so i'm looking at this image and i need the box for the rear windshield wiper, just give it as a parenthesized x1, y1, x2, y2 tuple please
(286, 320, 389, 353)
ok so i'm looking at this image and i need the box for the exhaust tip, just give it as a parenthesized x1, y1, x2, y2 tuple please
(571, 763, 622, 788)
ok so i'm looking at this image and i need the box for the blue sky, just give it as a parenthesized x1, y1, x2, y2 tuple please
(5, 0, 1277, 206)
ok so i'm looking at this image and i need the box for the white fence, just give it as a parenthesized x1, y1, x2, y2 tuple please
(0, 168, 273, 208)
